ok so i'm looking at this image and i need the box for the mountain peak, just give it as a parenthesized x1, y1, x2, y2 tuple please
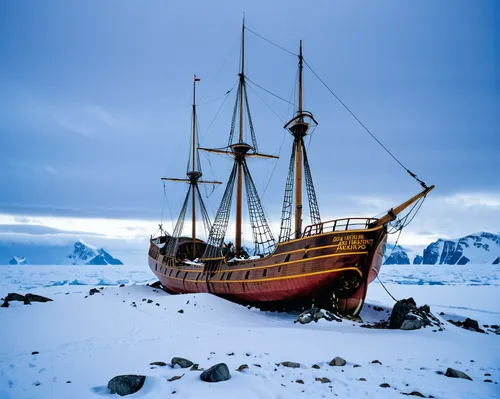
(384, 231, 500, 265)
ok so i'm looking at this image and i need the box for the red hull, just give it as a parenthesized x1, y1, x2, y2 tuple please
(148, 220, 387, 315)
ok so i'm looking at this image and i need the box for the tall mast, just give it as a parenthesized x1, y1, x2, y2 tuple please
(279, 40, 320, 242)
(191, 75, 198, 259)
(235, 18, 245, 256)
(162, 76, 222, 261)
(294, 40, 304, 239)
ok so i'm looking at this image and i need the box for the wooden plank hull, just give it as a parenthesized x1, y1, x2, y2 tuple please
(148, 225, 387, 316)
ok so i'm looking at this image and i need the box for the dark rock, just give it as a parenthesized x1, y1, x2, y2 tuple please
(200, 363, 231, 382)
(156, 303, 160, 306)
(484, 379, 493, 383)
(402, 392, 426, 397)
(448, 318, 485, 333)
(253, 364, 262, 368)
(311, 364, 321, 369)
(371, 360, 382, 365)
(66, 381, 71, 383)
(380, 383, 391, 388)
(25, 294, 52, 303)
(390, 298, 417, 329)
(167, 375, 183, 382)
(190, 364, 202, 371)
(353, 365, 361, 368)
(147, 299, 153, 304)
(436, 371, 444, 375)
(119, 284, 125, 287)
(31, 351, 39, 355)
(279, 361, 300, 369)
(236, 364, 248, 372)
(485, 373, 491, 376)
(359, 378, 366, 381)
(445, 367, 472, 381)
(463, 318, 485, 333)
(1, 301, 8, 308)
(178, 309, 184, 314)
(315, 377, 331, 383)
(295, 379, 304, 384)
(328, 357, 346, 366)
(150, 361, 167, 367)
(89, 288, 100, 296)
(5, 293, 27, 303)
(171, 357, 193, 368)
(107, 375, 146, 396)
(227, 352, 234, 356)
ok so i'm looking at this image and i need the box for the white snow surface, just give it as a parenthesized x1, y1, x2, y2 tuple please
(0, 264, 499, 398)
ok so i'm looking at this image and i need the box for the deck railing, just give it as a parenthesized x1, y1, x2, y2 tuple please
(301, 217, 379, 238)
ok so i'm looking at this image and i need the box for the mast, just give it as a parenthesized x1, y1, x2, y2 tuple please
(199, 18, 277, 260)
(279, 41, 321, 242)
(191, 75, 197, 259)
(161, 76, 222, 260)
(235, 19, 245, 256)
(294, 40, 304, 239)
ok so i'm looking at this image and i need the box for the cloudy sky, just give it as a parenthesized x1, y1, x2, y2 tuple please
(0, 0, 498, 263)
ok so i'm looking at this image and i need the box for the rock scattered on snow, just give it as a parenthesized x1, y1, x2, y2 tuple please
(147, 299, 153, 304)
(311, 364, 321, 369)
(402, 392, 426, 397)
(31, 351, 39, 355)
(279, 361, 301, 369)
(295, 307, 342, 324)
(371, 360, 382, 365)
(107, 375, 146, 396)
(1, 292, 53, 307)
(328, 357, 346, 367)
(178, 309, 184, 314)
(171, 357, 194, 368)
(200, 363, 231, 382)
(295, 379, 304, 384)
(190, 364, 203, 371)
(445, 367, 472, 381)
(167, 375, 184, 382)
(89, 288, 100, 296)
(448, 318, 485, 333)
(315, 377, 331, 383)
(150, 361, 167, 367)
(25, 294, 53, 303)
(236, 364, 248, 372)
(380, 383, 391, 388)
(359, 378, 366, 381)
(363, 298, 441, 331)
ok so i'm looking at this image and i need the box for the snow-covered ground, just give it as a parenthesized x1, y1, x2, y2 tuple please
(0, 264, 499, 398)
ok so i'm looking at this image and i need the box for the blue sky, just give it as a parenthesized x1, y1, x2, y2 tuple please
(0, 0, 499, 262)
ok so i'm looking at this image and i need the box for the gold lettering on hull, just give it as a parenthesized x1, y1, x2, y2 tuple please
(333, 234, 373, 252)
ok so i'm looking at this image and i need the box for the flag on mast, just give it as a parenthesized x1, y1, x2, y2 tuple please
(194, 76, 200, 81)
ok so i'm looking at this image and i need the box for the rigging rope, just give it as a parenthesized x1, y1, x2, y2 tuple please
(245, 27, 297, 57)
(303, 59, 428, 189)
(245, 76, 297, 106)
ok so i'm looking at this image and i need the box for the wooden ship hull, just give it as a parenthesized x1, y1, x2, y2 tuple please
(148, 218, 387, 315)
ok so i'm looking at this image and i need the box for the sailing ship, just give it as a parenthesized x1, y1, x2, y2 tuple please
(148, 22, 434, 316)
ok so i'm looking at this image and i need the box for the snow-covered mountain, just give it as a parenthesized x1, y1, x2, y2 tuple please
(384, 232, 500, 265)
(383, 244, 411, 265)
(8, 256, 28, 265)
(65, 241, 123, 265)
(0, 240, 123, 265)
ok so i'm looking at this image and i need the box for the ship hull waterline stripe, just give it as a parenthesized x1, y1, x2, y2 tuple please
(150, 264, 363, 284)
(150, 251, 369, 274)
